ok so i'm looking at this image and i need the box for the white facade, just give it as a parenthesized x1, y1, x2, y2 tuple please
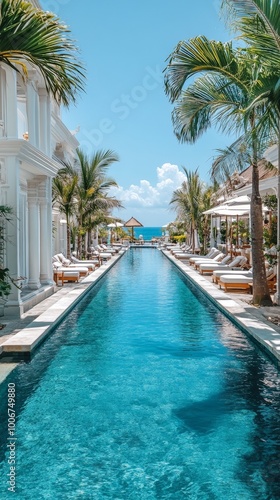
(0, 61, 78, 317)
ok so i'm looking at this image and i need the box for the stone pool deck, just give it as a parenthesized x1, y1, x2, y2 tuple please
(162, 250, 280, 367)
(1, 246, 280, 383)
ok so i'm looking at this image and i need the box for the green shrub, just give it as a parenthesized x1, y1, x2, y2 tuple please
(172, 234, 186, 243)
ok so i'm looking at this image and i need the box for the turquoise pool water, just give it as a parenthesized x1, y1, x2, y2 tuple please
(1, 249, 280, 499)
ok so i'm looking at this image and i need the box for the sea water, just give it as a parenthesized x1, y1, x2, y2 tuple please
(0, 249, 280, 499)
(127, 227, 163, 240)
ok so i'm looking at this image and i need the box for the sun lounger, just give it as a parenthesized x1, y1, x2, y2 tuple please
(212, 269, 252, 284)
(219, 267, 276, 293)
(193, 252, 226, 269)
(219, 274, 253, 293)
(188, 248, 220, 265)
(71, 255, 99, 269)
(53, 268, 80, 285)
(52, 255, 89, 277)
(173, 245, 213, 260)
(198, 256, 247, 275)
(170, 244, 191, 255)
(97, 244, 116, 254)
(174, 248, 210, 260)
(175, 252, 202, 261)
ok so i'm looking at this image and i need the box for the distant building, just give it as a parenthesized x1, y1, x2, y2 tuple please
(213, 158, 277, 205)
(209, 156, 278, 248)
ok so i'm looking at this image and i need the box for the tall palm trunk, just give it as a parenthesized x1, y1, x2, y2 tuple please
(276, 119, 280, 304)
(77, 217, 82, 259)
(251, 126, 272, 305)
(87, 229, 92, 255)
(66, 218, 71, 259)
(77, 233, 82, 259)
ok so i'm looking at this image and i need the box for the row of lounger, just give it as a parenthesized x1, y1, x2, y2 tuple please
(52, 245, 121, 285)
(168, 246, 276, 293)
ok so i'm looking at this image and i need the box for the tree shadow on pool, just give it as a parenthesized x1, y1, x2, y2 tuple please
(172, 352, 280, 498)
(173, 390, 235, 434)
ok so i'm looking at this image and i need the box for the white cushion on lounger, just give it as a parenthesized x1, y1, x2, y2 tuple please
(212, 269, 252, 282)
(175, 253, 200, 259)
(70, 257, 95, 270)
(68, 265, 88, 274)
(199, 255, 247, 272)
(193, 253, 225, 267)
(53, 262, 88, 274)
(188, 249, 221, 264)
(219, 274, 253, 284)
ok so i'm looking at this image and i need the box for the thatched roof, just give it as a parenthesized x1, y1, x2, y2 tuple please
(124, 217, 143, 227)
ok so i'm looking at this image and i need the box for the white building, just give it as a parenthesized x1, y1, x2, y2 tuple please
(0, 1, 79, 317)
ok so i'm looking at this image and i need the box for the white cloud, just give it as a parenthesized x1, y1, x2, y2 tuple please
(110, 163, 186, 209)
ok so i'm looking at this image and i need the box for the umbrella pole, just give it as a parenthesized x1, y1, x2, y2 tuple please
(226, 216, 228, 254)
(236, 215, 239, 249)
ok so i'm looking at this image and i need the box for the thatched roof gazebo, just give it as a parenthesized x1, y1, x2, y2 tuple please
(124, 217, 143, 241)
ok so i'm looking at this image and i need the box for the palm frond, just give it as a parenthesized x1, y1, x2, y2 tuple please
(171, 73, 247, 143)
(210, 135, 253, 183)
(164, 36, 249, 102)
(0, 0, 85, 106)
(222, 0, 280, 66)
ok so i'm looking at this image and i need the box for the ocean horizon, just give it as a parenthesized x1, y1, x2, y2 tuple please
(125, 226, 163, 241)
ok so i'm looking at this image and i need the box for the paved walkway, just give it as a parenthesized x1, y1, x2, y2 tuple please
(1, 247, 280, 382)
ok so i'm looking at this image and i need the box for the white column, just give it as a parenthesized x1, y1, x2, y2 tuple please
(26, 74, 39, 148)
(38, 88, 51, 156)
(27, 180, 41, 289)
(19, 192, 28, 285)
(38, 177, 53, 283)
(4, 157, 22, 316)
(4, 67, 18, 138)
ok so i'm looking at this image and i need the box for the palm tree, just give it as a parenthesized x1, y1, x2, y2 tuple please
(0, 0, 85, 105)
(201, 185, 217, 254)
(220, 0, 280, 302)
(57, 149, 122, 258)
(75, 149, 122, 257)
(222, 0, 280, 70)
(164, 37, 274, 305)
(170, 167, 204, 252)
(52, 171, 78, 258)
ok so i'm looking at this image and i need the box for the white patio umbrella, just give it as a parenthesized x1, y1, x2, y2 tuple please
(107, 222, 124, 244)
(225, 195, 251, 205)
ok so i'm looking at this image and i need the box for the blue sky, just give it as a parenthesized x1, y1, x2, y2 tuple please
(42, 0, 236, 226)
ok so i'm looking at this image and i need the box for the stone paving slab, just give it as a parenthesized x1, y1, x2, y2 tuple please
(162, 250, 280, 366)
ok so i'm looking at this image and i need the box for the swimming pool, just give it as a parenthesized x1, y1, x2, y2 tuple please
(0, 249, 280, 499)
